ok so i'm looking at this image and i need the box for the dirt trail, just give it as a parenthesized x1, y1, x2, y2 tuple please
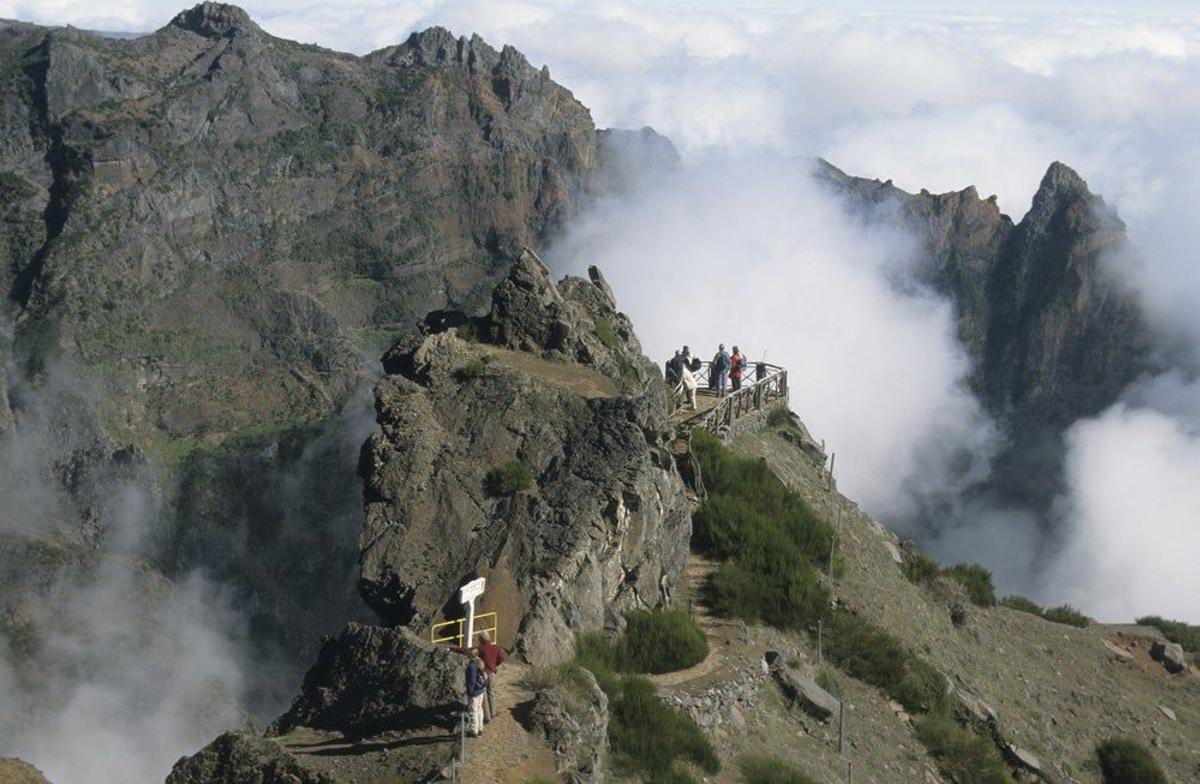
(460, 661, 558, 784)
(649, 554, 744, 691)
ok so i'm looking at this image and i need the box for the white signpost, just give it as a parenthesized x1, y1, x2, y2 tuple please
(459, 577, 486, 647)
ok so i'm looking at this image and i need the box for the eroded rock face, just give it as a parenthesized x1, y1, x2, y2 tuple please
(528, 668, 610, 783)
(269, 624, 462, 737)
(164, 732, 332, 784)
(817, 160, 1150, 515)
(359, 251, 690, 665)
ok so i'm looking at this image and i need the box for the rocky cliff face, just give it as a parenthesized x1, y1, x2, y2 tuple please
(359, 250, 691, 665)
(817, 160, 1150, 511)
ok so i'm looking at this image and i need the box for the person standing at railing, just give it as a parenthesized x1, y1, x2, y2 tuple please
(729, 346, 745, 391)
(712, 344, 731, 397)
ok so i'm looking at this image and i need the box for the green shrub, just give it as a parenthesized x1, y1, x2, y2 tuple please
(740, 756, 817, 784)
(893, 658, 952, 716)
(1136, 616, 1200, 652)
(901, 551, 941, 585)
(455, 355, 490, 380)
(1043, 604, 1089, 628)
(615, 609, 708, 674)
(609, 676, 720, 783)
(825, 611, 950, 716)
(915, 716, 1013, 784)
(766, 406, 792, 428)
(1096, 737, 1168, 784)
(691, 430, 834, 630)
(941, 563, 997, 607)
(594, 317, 620, 350)
(484, 460, 534, 496)
(575, 635, 718, 784)
(1000, 595, 1044, 616)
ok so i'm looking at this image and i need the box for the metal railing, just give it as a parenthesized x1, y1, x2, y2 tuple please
(674, 361, 788, 435)
(430, 611, 499, 647)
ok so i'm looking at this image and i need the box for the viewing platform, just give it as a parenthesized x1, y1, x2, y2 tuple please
(670, 361, 789, 438)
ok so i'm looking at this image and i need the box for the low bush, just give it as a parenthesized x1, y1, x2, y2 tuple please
(826, 611, 951, 716)
(594, 317, 620, 349)
(691, 430, 834, 630)
(1043, 604, 1089, 628)
(615, 609, 708, 674)
(1136, 615, 1200, 652)
(941, 563, 997, 607)
(901, 551, 941, 585)
(1000, 595, 1044, 616)
(915, 716, 1013, 784)
(766, 406, 792, 428)
(609, 676, 720, 783)
(1096, 737, 1168, 784)
(484, 460, 534, 496)
(574, 634, 718, 784)
(740, 756, 817, 784)
(454, 355, 490, 380)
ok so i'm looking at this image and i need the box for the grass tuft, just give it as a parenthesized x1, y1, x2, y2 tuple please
(484, 460, 534, 496)
(941, 563, 997, 607)
(1000, 595, 1044, 616)
(915, 716, 1013, 784)
(740, 756, 817, 784)
(901, 551, 941, 585)
(1043, 604, 1089, 628)
(1096, 737, 1168, 784)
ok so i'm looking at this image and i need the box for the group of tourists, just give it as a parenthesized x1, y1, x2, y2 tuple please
(454, 631, 506, 737)
(664, 344, 753, 410)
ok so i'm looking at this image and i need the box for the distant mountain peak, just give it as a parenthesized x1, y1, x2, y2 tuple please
(169, 2, 259, 38)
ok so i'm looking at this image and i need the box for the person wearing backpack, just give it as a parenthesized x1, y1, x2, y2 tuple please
(712, 344, 731, 396)
(729, 346, 745, 391)
(464, 651, 488, 736)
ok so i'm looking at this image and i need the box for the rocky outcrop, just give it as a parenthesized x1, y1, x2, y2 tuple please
(269, 624, 462, 737)
(359, 250, 690, 665)
(164, 732, 331, 784)
(528, 668, 610, 783)
(0, 758, 51, 784)
(817, 160, 1150, 514)
(771, 663, 841, 722)
(1150, 640, 1187, 674)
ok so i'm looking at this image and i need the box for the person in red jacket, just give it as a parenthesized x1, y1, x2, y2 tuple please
(729, 346, 745, 391)
(454, 631, 506, 722)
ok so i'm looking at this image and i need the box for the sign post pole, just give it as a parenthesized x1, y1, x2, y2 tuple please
(459, 577, 487, 647)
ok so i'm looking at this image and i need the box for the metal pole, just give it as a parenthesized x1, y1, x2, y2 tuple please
(839, 699, 846, 755)
(817, 619, 822, 665)
(846, 760, 852, 784)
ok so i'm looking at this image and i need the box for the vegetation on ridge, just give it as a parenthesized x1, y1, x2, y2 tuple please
(691, 430, 833, 630)
(1136, 616, 1200, 652)
(941, 563, 997, 606)
(574, 629, 718, 784)
(741, 756, 818, 784)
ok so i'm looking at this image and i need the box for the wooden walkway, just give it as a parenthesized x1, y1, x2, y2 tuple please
(670, 361, 789, 436)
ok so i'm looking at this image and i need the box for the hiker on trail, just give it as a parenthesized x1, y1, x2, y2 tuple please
(475, 631, 506, 723)
(464, 651, 488, 736)
(712, 344, 731, 396)
(452, 631, 507, 723)
(679, 346, 698, 411)
(729, 346, 745, 391)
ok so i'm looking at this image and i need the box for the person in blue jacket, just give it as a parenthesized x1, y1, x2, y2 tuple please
(464, 651, 488, 736)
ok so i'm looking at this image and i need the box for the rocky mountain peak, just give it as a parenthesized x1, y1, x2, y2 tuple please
(168, 2, 260, 38)
(1026, 160, 1123, 231)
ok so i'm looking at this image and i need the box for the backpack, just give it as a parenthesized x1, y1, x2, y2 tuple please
(714, 352, 729, 372)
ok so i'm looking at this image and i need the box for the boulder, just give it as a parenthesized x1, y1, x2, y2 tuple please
(1150, 640, 1187, 674)
(269, 624, 462, 737)
(528, 668, 610, 783)
(1002, 743, 1043, 777)
(164, 733, 330, 784)
(0, 758, 51, 784)
(771, 665, 841, 722)
(953, 687, 999, 732)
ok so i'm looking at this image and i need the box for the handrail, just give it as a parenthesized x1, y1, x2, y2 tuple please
(430, 611, 499, 647)
(673, 362, 788, 436)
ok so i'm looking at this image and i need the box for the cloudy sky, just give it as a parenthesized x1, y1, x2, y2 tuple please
(4, 0, 1198, 621)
